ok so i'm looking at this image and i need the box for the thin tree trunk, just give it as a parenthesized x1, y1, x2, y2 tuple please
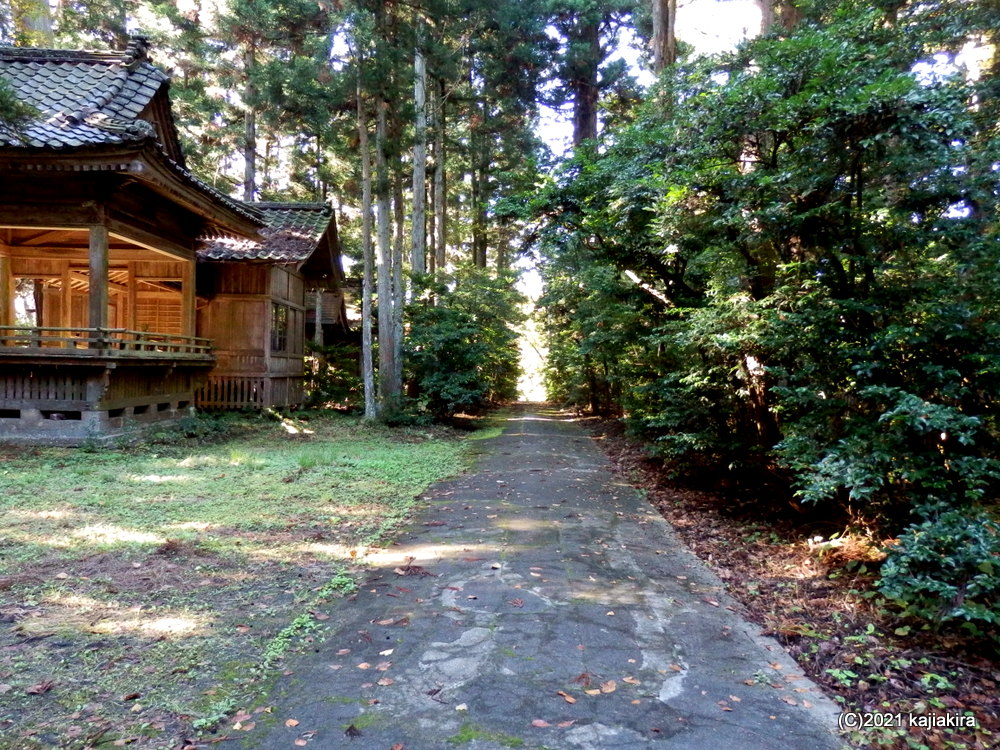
(571, 19, 600, 145)
(411, 27, 428, 277)
(393, 167, 405, 393)
(357, 73, 377, 421)
(432, 76, 447, 276)
(243, 46, 257, 202)
(376, 97, 398, 414)
(651, 0, 677, 72)
(13, 0, 54, 45)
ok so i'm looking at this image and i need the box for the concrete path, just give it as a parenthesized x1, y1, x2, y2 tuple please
(239, 407, 844, 749)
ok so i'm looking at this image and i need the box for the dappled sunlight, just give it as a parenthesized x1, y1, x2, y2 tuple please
(17, 592, 209, 640)
(163, 520, 216, 531)
(495, 518, 555, 533)
(128, 473, 193, 484)
(5, 508, 78, 522)
(178, 454, 226, 468)
(72, 524, 166, 546)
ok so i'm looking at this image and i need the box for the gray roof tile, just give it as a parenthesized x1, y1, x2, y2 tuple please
(0, 38, 168, 150)
(200, 203, 333, 263)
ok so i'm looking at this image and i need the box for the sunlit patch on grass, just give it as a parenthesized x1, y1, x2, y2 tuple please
(16, 592, 208, 639)
(129, 473, 193, 484)
(164, 521, 216, 531)
(72, 524, 166, 546)
(178, 454, 226, 468)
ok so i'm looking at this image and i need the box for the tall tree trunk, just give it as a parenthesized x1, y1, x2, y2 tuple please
(13, 0, 53, 45)
(357, 73, 377, 421)
(411, 26, 428, 277)
(571, 18, 600, 145)
(243, 46, 257, 202)
(651, 0, 677, 72)
(392, 166, 405, 392)
(432, 76, 447, 276)
(375, 97, 399, 414)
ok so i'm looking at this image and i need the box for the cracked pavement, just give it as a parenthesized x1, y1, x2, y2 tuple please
(235, 407, 845, 749)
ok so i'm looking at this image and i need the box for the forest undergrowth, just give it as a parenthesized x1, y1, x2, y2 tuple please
(589, 418, 998, 750)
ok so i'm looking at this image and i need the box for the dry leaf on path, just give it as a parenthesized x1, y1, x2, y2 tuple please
(26, 679, 55, 695)
(622, 676, 640, 685)
(600, 680, 617, 694)
(556, 690, 576, 704)
(531, 719, 551, 728)
(285, 719, 300, 727)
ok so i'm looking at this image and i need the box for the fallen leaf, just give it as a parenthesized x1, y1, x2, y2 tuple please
(508, 598, 524, 608)
(780, 696, 798, 706)
(377, 677, 395, 686)
(702, 598, 720, 607)
(375, 618, 395, 626)
(294, 740, 308, 747)
(235, 624, 252, 633)
(622, 676, 640, 685)
(584, 689, 601, 696)
(557, 720, 575, 728)
(600, 681, 616, 694)
(285, 719, 300, 728)
(233, 711, 253, 722)
(572, 673, 592, 687)
(531, 719, 551, 728)
(122, 692, 141, 701)
(380, 649, 394, 656)
(391, 745, 405, 750)
(802, 700, 813, 708)
(337, 648, 351, 655)
(729, 695, 741, 702)
(26, 679, 55, 695)
(556, 691, 576, 704)
(455, 703, 468, 711)
(239, 721, 256, 731)
(357, 662, 371, 670)
(668, 664, 683, 672)
(376, 661, 392, 671)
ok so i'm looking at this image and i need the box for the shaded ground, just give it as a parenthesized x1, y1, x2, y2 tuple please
(0, 413, 470, 748)
(590, 418, 999, 750)
(225, 407, 841, 749)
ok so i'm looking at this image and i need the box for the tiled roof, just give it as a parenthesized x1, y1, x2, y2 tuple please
(0, 37, 165, 149)
(199, 203, 334, 263)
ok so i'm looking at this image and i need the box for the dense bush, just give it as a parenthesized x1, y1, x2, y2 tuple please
(303, 342, 362, 410)
(405, 268, 523, 419)
(533, 0, 1000, 627)
(878, 505, 1000, 638)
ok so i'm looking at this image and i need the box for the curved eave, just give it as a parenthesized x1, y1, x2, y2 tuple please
(0, 141, 264, 239)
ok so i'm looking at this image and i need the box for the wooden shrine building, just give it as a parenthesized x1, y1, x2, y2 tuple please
(0, 39, 345, 444)
(196, 202, 346, 410)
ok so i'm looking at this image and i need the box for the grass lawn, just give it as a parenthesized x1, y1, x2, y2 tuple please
(0, 411, 478, 749)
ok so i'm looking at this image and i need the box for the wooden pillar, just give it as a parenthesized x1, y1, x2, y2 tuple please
(181, 256, 194, 339)
(61, 261, 72, 329)
(0, 252, 11, 327)
(88, 224, 109, 334)
(126, 261, 137, 331)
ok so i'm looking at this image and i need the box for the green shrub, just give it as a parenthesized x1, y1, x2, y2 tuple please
(405, 269, 523, 419)
(303, 342, 362, 410)
(878, 505, 1000, 637)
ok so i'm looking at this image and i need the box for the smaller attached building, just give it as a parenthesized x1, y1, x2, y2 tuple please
(196, 202, 346, 410)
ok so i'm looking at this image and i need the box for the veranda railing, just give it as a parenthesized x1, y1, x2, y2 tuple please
(0, 326, 213, 358)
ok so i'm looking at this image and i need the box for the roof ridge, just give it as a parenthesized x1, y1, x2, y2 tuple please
(0, 35, 151, 68)
(254, 201, 331, 211)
